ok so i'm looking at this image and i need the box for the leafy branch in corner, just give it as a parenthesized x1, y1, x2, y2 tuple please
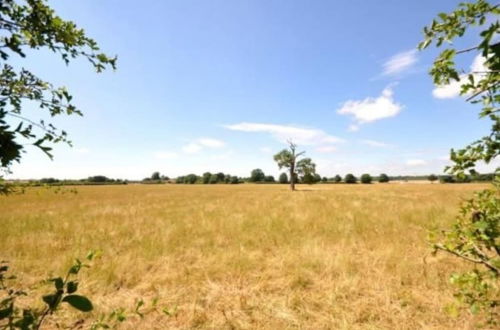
(0, 251, 98, 329)
(419, 0, 499, 323)
(0, 0, 117, 193)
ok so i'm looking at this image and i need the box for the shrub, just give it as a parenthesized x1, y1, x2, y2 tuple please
(360, 174, 372, 184)
(264, 175, 275, 183)
(378, 173, 389, 183)
(249, 169, 266, 182)
(428, 174, 438, 183)
(344, 173, 357, 184)
(278, 173, 288, 184)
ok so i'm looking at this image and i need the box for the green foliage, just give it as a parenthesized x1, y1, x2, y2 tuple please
(333, 174, 342, 183)
(249, 168, 266, 182)
(378, 173, 389, 183)
(428, 174, 438, 183)
(419, 0, 499, 179)
(360, 174, 372, 184)
(90, 298, 177, 330)
(430, 189, 499, 322)
(0, 0, 116, 193)
(264, 175, 275, 183)
(420, 0, 500, 321)
(185, 174, 198, 184)
(87, 175, 111, 183)
(0, 251, 98, 329)
(344, 173, 357, 184)
(296, 158, 316, 184)
(176, 172, 240, 184)
(278, 172, 288, 184)
(208, 174, 218, 184)
(273, 142, 306, 190)
(202, 172, 211, 184)
(151, 172, 161, 181)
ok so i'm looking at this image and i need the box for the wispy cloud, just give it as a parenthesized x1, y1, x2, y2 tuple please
(382, 49, 418, 76)
(360, 139, 392, 148)
(224, 122, 343, 146)
(337, 86, 402, 130)
(182, 138, 225, 154)
(197, 138, 225, 148)
(406, 159, 427, 166)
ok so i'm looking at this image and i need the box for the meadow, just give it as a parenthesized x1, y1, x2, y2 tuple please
(0, 183, 491, 329)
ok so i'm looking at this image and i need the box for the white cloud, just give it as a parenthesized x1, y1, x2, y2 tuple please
(361, 139, 392, 148)
(337, 87, 402, 129)
(224, 122, 343, 146)
(316, 145, 337, 153)
(471, 55, 487, 72)
(182, 138, 225, 154)
(182, 143, 202, 154)
(433, 54, 487, 99)
(348, 124, 360, 132)
(197, 138, 225, 148)
(406, 159, 427, 166)
(432, 79, 463, 99)
(154, 151, 178, 159)
(382, 49, 418, 76)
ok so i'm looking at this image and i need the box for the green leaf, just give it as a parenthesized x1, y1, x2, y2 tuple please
(62, 294, 93, 312)
(0, 305, 12, 320)
(51, 277, 64, 290)
(42, 294, 59, 309)
(66, 281, 78, 294)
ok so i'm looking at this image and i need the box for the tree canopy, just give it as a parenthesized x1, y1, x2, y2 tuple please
(0, 0, 116, 193)
(419, 0, 499, 320)
(273, 142, 306, 190)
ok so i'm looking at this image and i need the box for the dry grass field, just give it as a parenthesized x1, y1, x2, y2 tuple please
(0, 183, 492, 329)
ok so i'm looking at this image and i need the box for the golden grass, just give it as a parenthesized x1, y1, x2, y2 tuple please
(0, 183, 491, 329)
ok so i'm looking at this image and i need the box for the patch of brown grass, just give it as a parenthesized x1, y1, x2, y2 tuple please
(0, 184, 489, 329)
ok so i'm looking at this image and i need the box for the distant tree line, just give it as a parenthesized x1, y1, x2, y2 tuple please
(24, 176, 128, 187)
(13, 171, 497, 188)
(142, 171, 170, 184)
(175, 172, 241, 184)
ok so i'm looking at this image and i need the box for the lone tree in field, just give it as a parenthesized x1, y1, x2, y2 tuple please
(419, 0, 499, 320)
(360, 174, 372, 184)
(151, 172, 161, 180)
(428, 174, 438, 183)
(344, 173, 357, 184)
(273, 141, 306, 191)
(378, 173, 389, 183)
(249, 168, 266, 182)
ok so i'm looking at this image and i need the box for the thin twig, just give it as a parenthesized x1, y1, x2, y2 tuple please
(435, 245, 499, 274)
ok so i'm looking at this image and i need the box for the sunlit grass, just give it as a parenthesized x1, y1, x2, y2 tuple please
(0, 183, 489, 329)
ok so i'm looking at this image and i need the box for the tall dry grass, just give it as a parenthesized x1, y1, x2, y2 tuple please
(0, 183, 490, 329)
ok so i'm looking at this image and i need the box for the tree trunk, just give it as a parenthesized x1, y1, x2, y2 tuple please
(290, 165, 295, 191)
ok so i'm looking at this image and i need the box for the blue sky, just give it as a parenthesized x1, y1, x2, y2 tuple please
(7, 0, 497, 179)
